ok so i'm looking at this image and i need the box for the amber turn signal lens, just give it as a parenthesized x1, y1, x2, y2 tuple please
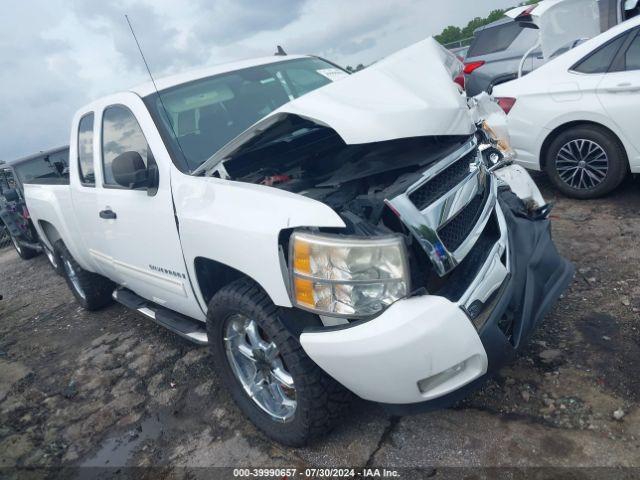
(293, 238, 311, 274)
(294, 277, 314, 307)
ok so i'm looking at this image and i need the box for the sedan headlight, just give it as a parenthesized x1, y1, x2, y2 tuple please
(289, 231, 410, 317)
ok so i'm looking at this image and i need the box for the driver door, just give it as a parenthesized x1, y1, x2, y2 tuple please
(94, 92, 204, 320)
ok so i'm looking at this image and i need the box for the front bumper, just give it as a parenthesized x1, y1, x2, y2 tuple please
(299, 189, 573, 409)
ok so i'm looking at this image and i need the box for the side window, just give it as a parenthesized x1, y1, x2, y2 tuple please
(572, 35, 627, 74)
(624, 32, 640, 71)
(102, 105, 150, 186)
(78, 114, 95, 186)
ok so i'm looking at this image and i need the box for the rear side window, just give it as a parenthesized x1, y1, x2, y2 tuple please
(14, 157, 66, 184)
(572, 35, 627, 74)
(624, 32, 640, 70)
(467, 22, 523, 57)
(78, 114, 95, 186)
(102, 105, 150, 186)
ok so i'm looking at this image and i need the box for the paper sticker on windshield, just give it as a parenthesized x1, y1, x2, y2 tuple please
(317, 68, 349, 81)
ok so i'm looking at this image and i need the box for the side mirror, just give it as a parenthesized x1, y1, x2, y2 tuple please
(3, 189, 19, 202)
(112, 151, 148, 189)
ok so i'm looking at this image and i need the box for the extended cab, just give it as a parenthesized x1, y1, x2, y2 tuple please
(24, 39, 573, 446)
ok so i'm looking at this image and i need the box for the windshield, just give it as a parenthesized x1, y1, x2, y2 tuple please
(145, 57, 347, 172)
(14, 151, 69, 184)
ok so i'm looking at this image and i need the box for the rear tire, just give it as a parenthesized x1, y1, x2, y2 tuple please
(206, 279, 352, 446)
(55, 240, 114, 310)
(545, 125, 627, 199)
(10, 233, 39, 260)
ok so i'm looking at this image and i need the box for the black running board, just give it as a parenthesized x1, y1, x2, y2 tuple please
(112, 288, 208, 345)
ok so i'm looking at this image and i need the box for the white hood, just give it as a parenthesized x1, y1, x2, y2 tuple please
(274, 37, 475, 145)
(507, 0, 600, 60)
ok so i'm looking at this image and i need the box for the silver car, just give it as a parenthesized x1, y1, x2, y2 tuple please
(463, 18, 541, 97)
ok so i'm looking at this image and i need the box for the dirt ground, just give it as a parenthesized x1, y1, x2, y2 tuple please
(1, 174, 639, 478)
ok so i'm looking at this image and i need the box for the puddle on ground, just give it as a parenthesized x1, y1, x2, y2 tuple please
(81, 411, 168, 467)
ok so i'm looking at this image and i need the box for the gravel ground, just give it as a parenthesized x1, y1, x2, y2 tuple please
(1, 174, 639, 478)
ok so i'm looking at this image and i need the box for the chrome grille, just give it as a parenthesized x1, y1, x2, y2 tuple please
(408, 150, 477, 210)
(386, 137, 497, 276)
(437, 185, 490, 252)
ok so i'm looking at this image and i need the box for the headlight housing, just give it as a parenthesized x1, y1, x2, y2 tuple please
(481, 121, 515, 162)
(289, 231, 410, 318)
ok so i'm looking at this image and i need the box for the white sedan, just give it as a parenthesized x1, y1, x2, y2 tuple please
(493, 16, 640, 198)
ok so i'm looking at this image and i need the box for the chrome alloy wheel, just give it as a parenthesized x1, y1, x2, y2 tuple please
(62, 257, 86, 300)
(10, 235, 23, 255)
(555, 139, 608, 190)
(44, 246, 58, 269)
(223, 314, 296, 422)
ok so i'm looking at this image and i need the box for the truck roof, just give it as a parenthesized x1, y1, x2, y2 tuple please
(5, 145, 69, 168)
(130, 54, 310, 97)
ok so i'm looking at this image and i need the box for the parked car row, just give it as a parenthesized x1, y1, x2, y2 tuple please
(463, 0, 638, 96)
(452, 0, 639, 198)
(494, 15, 640, 198)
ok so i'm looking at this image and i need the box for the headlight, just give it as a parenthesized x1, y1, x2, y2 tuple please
(289, 231, 410, 317)
(481, 121, 515, 161)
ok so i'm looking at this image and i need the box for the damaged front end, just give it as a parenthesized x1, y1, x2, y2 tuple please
(197, 38, 574, 407)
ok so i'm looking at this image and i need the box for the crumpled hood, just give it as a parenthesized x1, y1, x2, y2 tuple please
(194, 37, 477, 178)
(272, 37, 475, 145)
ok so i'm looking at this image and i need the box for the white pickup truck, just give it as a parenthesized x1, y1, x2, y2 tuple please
(24, 39, 573, 445)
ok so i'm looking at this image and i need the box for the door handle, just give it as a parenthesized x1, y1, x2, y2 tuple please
(99, 209, 117, 220)
(606, 83, 640, 93)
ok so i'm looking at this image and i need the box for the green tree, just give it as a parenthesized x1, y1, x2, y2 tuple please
(435, 25, 463, 45)
(461, 17, 486, 38)
(435, 6, 519, 46)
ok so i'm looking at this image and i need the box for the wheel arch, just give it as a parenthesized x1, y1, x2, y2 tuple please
(38, 220, 63, 251)
(539, 120, 629, 170)
(194, 257, 269, 308)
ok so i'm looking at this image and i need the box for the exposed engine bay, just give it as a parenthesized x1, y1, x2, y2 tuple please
(209, 114, 475, 234)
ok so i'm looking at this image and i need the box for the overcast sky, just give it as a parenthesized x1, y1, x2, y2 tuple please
(0, 0, 516, 160)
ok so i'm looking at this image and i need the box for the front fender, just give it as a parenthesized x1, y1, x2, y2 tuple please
(171, 170, 345, 309)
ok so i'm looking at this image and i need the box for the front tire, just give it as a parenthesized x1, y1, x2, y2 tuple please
(545, 125, 627, 199)
(55, 241, 114, 311)
(206, 279, 351, 446)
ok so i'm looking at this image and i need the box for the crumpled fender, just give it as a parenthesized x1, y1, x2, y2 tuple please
(493, 164, 545, 208)
(172, 171, 345, 310)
